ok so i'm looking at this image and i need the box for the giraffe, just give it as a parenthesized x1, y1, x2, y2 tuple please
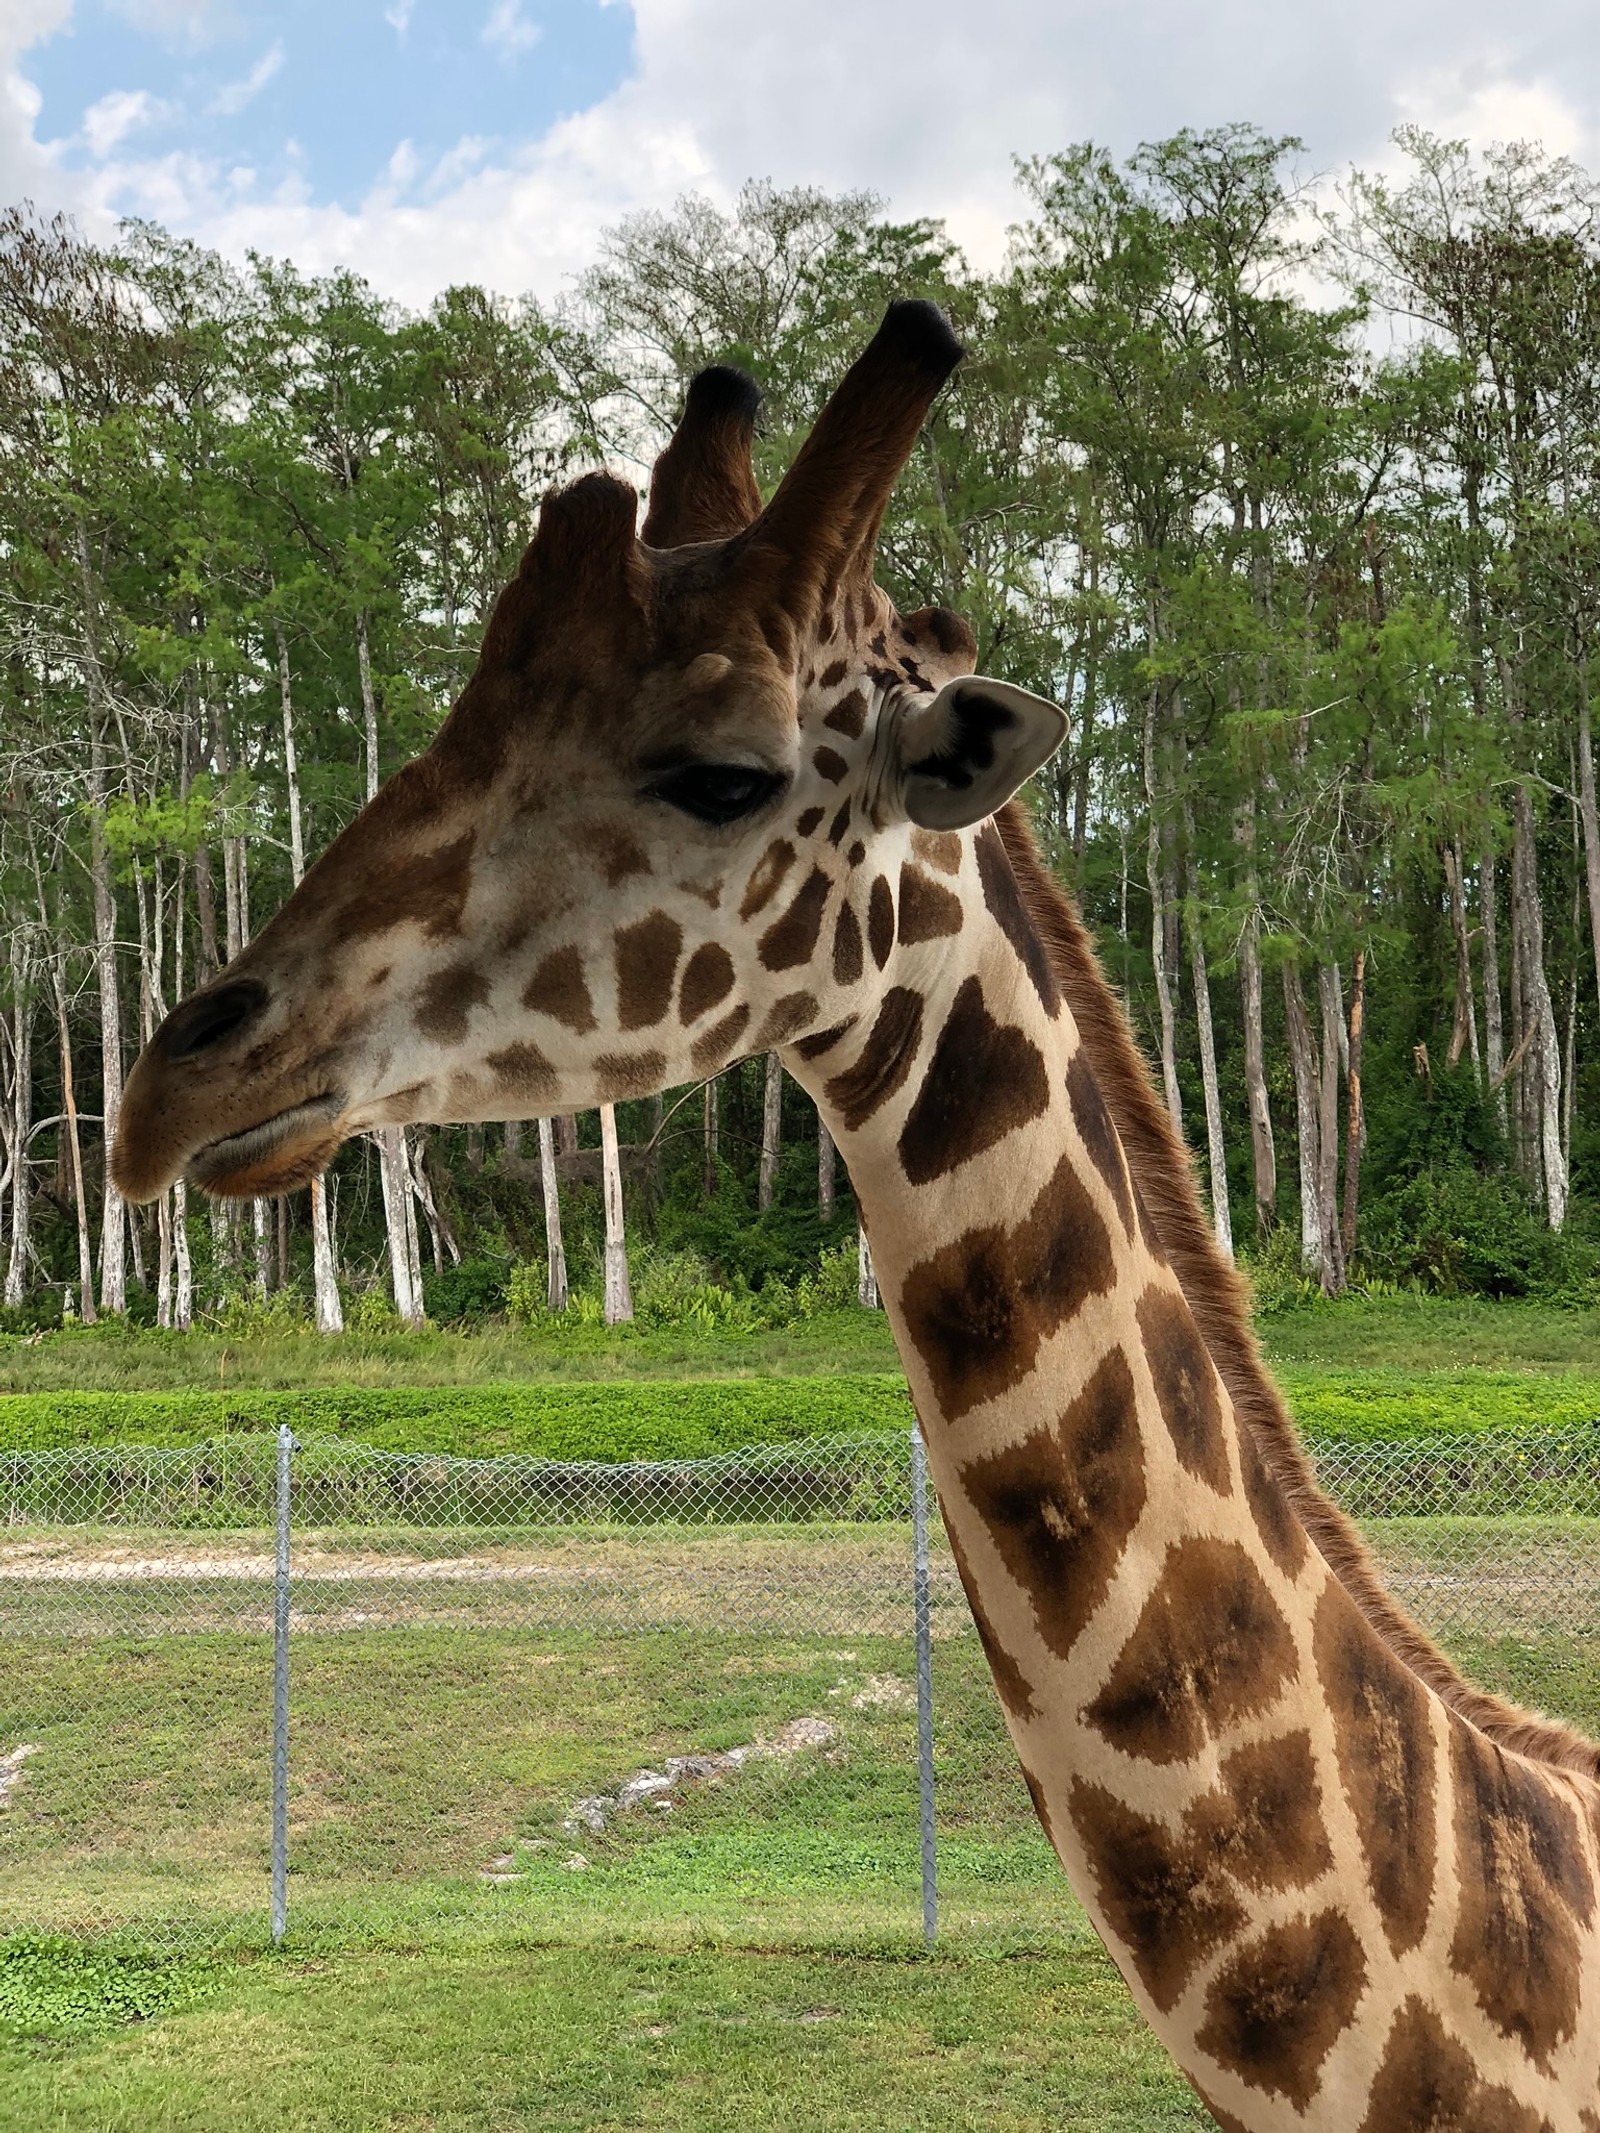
(112, 301, 1600, 2131)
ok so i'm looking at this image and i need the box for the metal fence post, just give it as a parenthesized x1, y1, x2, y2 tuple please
(910, 1424, 937, 1946)
(271, 1425, 295, 1945)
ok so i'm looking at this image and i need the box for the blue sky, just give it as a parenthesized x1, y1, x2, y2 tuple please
(30, 0, 633, 210)
(2, 0, 1595, 307)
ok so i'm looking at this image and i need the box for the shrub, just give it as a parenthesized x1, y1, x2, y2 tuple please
(1360, 1165, 1599, 1302)
(422, 1251, 510, 1323)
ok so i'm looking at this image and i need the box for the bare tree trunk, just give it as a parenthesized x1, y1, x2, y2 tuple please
(758, 1052, 783, 1212)
(358, 609, 381, 804)
(376, 1137, 423, 1326)
(1577, 662, 1600, 1022)
(537, 1116, 568, 1312)
(1316, 964, 1346, 1296)
(857, 1224, 878, 1309)
(76, 528, 125, 1315)
(599, 1102, 632, 1324)
(1512, 785, 1566, 1229)
(1480, 841, 1507, 1131)
(1443, 842, 1482, 1079)
(156, 1191, 173, 1329)
(277, 645, 342, 1330)
(192, 839, 220, 984)
(1341, 949, 1366, 1267)
(51, 966, 95, 1323)
(1282, 966, 1322, 1277)
(703, 1077, 719, 1199)
(277, 1197, 289, 1293)
(3, 943, 33, 1309)
(1236, 803, 1276, 1241)
(818, 1113, 836, 1220)
(172, 1177, 193, 1330)
(1183, 845, 1232, 1258)
(1143, 657, 1182, 1133)
(252, 1197, 271, 1299)
(503, 1120, 522, 1164)
(555, 1114, 579, 1160)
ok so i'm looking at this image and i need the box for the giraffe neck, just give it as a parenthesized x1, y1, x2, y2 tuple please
(783, 825, 1600, 2132)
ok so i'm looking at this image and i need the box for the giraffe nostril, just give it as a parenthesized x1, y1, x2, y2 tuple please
(157, 979, 269, 1063)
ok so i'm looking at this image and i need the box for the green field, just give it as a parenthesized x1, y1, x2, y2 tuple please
(3, 1294, 1597, 2130)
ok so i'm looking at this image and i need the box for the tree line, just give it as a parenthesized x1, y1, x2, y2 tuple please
(2, 121, 1598, 1331)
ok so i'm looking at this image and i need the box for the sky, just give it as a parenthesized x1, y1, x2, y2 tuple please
(1, 0, 1597, 309)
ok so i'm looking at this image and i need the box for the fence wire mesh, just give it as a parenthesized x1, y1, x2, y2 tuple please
(3, 1423, 1599, 1953)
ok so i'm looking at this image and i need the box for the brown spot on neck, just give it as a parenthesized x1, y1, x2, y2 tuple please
(1359, 1999, 1553, 2133)
(1195, 1910, 1365, 2113)
(824, 988, 923, 1132)
(896, 975, 1050, 1185)
(1136, 1285, 1233, 1495)
(897, 863, 963, 944)
(414, 960, 489, 1043)
(523, 946, 596, 1034)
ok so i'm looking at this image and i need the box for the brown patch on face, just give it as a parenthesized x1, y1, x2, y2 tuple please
(847, 839, 866, 867)
(1448, 1718, 1592, 2068)
(961, 1346, 1143, 1664)
(740, 839, 795, 919)
(899, 1154, 1115, 1423)
(337, 829, 476, 944)
(368, 964, 391, 989)
(818, 657, 848, 690)
(678, 942, 735, 1024)
(1066, 1053, 1133, 1235)
(824, 688, 868, 738)
(897, 864, 963, 944)
(975, 822, 1060, 1014)
(523, 945, 596, 1033)
(796, 806, 826, 837)
(413, 960, 490, 1043)
(833, 902, 864, 985)
(867, 876, 894, 967)
(1136, 1286, 1232, 1495)
(945, 1517, 1044, 1724)
(1085, 1538, 1297, 1765)
(691, 1005, 750, 1075)
(896, 976, 1050, 1186)
(794, 1017, 856, 1061)
(615, 911, 683, 1031)
(595, 825, 650, 886)
(828, 801, 852, 845)
(813, 745, 848, 783)
(1314, 1580, 1435, 1958)
(759, 866, 831, 971)
(1359, 1998, 1554, 2133)
(910, 828, 962, 875)
(753, 991, 819, 1049)
(485, 1039, 557, 1104)
(1195, 1909, 1365, 2113)
(1237, 1425, 1307, 1577)
(825, 988, 923, 1133)
(594, 1050, 667, 1102)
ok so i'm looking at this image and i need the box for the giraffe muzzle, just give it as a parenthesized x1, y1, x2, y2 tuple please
(185, 1092, 347, 1200)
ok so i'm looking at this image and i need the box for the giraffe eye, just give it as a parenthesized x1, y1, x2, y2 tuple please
(644, 763, 787, 827)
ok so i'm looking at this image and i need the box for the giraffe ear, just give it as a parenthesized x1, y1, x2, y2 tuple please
(896, 677, 1068, 831)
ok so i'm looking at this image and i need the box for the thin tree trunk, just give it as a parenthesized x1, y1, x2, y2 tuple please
(277, 1197, 289, 1292)
(537, 1115, 568, 1312)
(376, 1136, 423, 1325)
(252, 1196, 271, 1299)
(1316, 964, 1346, 1296)
(1282, 966, 1322, 1277)
(1183, 840, 1232, 1259)
(1481, 841, 1507, 1131)
(759, 1052, 783, 1212)
(555, 1114, 579, 1160)
(1341, 949, 1366, 1266)
(818, 1113, 836, 1220)
(1512, 784, 1566, 1229)
(3, 948, 32, 1309)
(1236, 803, 1276, 1241)
(1577, 660, 1600, 1023)
(703, 1077, 719, 1199)
(278, 641, 342, 1330)
(503, 1120, 522, 1164)
(51, 966, 95, 1323)
(857, 1225, 878, 1309)
(1142, 643, 1182, 1133)
(156, 1190, 173, 1329)
(599, 1102, 632, 1323)
(1443, 842, 1481, 1079)
(76, 526, 125, 1314)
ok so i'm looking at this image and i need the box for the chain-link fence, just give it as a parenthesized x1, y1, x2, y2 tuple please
(4, 1423, 1600, 1954)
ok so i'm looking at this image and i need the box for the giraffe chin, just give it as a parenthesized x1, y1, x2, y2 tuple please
(186, 1098, 346, 1201)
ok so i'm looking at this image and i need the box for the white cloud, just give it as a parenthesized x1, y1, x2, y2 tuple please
(82, 86, 170, 159)
(481, 0, 541, 60)
(13, 0, 1600, 311)
(207, 40, 283, 117)
(384, 0, 415, 38)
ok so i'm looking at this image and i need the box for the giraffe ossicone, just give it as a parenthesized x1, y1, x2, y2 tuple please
(114, 300, 1600, 2131)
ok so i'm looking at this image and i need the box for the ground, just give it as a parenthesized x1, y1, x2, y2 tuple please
(0, 1295, 1595, 2130)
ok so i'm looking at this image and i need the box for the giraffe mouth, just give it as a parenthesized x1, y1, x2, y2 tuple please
(187, 1093, 347, 1198)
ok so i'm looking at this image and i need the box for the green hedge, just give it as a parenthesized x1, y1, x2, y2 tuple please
(0, 1376, 915, 1463)
(0, 1366, 1593, 1460)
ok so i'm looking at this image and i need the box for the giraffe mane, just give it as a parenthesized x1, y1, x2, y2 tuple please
(996, 798, 1600, 1779)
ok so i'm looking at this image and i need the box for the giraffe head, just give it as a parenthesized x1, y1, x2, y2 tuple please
(112, 302, 1066, 1202)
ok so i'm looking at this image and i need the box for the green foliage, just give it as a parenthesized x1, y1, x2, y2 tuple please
(1360, 1166, 1600, 1302)
(0, 1372, 915, 1461)
(0, 1938, 223, 2038)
